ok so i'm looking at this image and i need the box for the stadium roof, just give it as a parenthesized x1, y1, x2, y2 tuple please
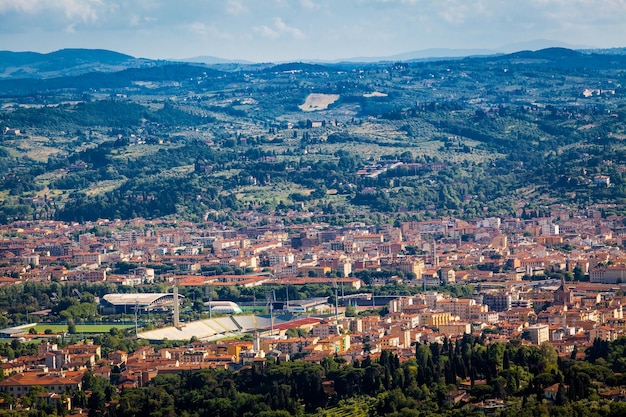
(101, 293, 184, 308)
(0, 323, 37, 336)
(136, 314, 303, 341)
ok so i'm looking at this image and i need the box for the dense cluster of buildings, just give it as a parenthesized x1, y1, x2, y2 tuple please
(1, 208, 626, 406)
(1, 208, 626, 288)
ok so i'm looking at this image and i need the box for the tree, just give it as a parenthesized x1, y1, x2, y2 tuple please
(73, 390, 88, 408)
(23, 385, 48, 411)
(556, 383, 568, 406)
(88, 389, 107, 417)
(573, 265, 585, 281)
(67, 318, 77, 334)
(492, 376, 507, 399)
(540, 341, 558, 369)
(345, 304, 357, 317)
(570, 345, 578, 360)
(471, 384, 493, 401)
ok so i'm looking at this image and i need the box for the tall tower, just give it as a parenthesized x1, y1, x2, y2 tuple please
(553, 275, 573, 306)
(333, 277, 339, 323)
(173, 283, 180, 328)
(253, 330, 260, 352)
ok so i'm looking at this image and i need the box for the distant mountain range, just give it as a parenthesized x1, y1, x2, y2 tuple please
(311, 39, 595, 63)
(1, 41, 625, 80)
(174, 56, 255, 65)
(0, 48, 155, 79)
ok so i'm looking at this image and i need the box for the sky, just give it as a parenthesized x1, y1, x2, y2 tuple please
(0, 0, 625, 62)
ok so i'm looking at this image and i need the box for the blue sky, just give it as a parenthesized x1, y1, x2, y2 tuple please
(0, 0, 625, 62)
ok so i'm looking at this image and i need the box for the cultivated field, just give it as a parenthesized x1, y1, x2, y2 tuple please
(299, 93, 340, 111)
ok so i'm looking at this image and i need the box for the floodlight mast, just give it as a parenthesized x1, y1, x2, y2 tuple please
(265, 291, 275, 335)
(173, 279, 180, 328)
(333, 277, 339, 323)
(208, 286, 213, 320)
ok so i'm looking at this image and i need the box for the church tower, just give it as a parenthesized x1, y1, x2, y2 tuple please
(553, 275, 573, 306)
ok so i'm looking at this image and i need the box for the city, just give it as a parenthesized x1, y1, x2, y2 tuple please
(2, 1, 626, 414)
(0, 206, 625, 412)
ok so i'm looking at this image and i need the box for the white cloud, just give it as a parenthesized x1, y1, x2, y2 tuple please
(356, 0, 421, 5)
(0, 0, 104, 23)
(300, 0, 319, 10)
(187, 22, 231, 39)
(253, 17, 304, 40)
(187, 22, 208, 36)
(62, 0, 102, 23)
(226, 0, 247, 15)
(0, 0, 40, 13)
(274, 17, 305, 39)
(1, 0, 626, 61)
(527, 0, 626, 23)
(121, 12, 158, 29)
(129, 14, 141, 26)
(253, 24, 280, 40)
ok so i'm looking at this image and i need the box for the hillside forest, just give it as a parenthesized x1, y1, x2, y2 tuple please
(1, 48, 626, 225)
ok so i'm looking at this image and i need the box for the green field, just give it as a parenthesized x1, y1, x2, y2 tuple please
(240, 306, 267, 314)
(33, 323, 134, 334)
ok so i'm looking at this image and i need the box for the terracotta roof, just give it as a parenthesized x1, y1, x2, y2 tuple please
(0, 370, 84, 387)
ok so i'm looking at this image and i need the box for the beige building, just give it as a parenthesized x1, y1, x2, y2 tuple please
(437, 298, 476, 321)
(379, 335, 400, 349)
(438, 322, 471, 336)
(0, 371, 84, 396)
(590, 266, 626, 284)
(589, 326, 620, 342)
(419, 311, 451, 327)
(312, 323, 342, 338)
(527, 325, 549, 345)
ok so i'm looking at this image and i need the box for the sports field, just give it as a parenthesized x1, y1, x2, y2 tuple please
(33, 323, 134, 334)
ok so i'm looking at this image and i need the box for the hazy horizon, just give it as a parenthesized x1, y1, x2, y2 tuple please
(0, 0, 624, 62)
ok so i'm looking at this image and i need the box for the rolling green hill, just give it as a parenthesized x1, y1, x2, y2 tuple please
(1, 47, 625, 224)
